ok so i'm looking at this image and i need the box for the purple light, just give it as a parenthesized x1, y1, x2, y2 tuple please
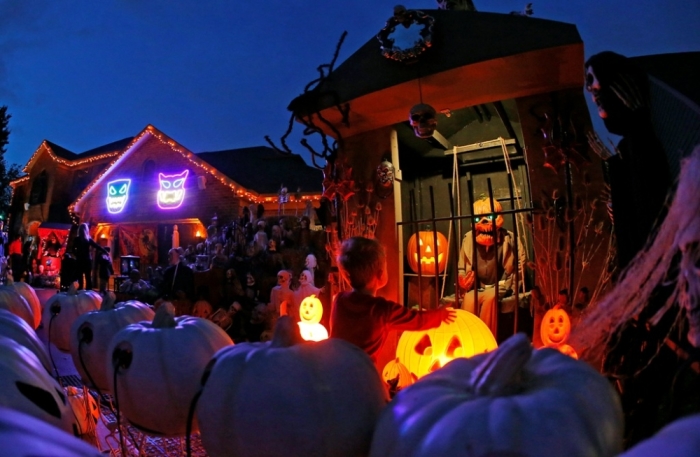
(157, 170, 189, 209)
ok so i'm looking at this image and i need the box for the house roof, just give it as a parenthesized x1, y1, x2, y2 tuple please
(197, 146, 323, 194)
(79, 137, 134, 158)
(70, 125, 323, 215)
(44, 141, 76, 160)
(290, 9, 583, 137)
(630, 52, 700, 110)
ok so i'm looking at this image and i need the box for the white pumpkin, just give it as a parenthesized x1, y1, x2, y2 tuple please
(0, 406, 101, 457)
(197, 316, 387, 457)
(107, 302, 233, 436)
(0, 309, 52, 374)
(69, 293, 154, 393)
(370, 333, 624, 457)
(619, 414, 700, 457)
(0, 337, 78, 435)
(5, 276, 42, 329)
(42, 283, 101, 352)
(0, 286, 34, 328)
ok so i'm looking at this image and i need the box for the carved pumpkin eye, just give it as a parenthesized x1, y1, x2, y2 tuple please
(445, 336, 463, 358)
(15, 382, 63, 419)
(414, 334, 433, 357)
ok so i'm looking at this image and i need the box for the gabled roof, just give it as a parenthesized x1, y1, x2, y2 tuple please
(70, 125, 322, 216)
(197, 147, 322, 194)
(79, 137, 134, 158)
(44, 141, 76, 160)
(290, 10, 583, 138)
(22, 137, 130, 174)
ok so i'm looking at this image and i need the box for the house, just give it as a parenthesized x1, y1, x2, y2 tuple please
(10, 124, 322, 269)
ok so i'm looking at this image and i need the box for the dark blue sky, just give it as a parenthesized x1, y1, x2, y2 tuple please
(2, 0, 699, 168)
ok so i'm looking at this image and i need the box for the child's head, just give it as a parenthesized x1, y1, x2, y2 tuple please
(337, 237, 386, 291)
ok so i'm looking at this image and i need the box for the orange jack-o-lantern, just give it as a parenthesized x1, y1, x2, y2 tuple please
(382, 357, 415, 389)
(473, 198, 504, 247)
(396, 309, 497, 379)
(298, 295, 328, 342)
(540, 308, 572, 346)
(406, 230, 448, 276)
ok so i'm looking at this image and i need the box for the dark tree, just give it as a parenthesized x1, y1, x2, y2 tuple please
(0, 106, 21, 219)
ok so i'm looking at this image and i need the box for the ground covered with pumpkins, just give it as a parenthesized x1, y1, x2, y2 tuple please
(2, 149, 700, 455)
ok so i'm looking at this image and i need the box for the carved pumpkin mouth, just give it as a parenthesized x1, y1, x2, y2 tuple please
(412, 253, 444, 265)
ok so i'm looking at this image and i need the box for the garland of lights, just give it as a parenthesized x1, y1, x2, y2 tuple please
(66, 125, 320, 223)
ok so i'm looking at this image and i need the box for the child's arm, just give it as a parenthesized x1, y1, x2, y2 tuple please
(381, 297, 455, 331)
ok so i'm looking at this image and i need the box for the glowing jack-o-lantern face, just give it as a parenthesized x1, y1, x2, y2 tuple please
(406, 231, 448, 276)
(396, 309, 497, 379)
(299, 294, 322, 324)
(106, 179, 131, 214)
(298, 296, 328, 341)
(473, 198, 504, 247)
(157, 170, 189, 209)
(541, 308, 571, 346)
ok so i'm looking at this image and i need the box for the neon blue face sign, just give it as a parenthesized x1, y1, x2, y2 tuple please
(106, 179, 131, 214)
(157, 169, 189, 209)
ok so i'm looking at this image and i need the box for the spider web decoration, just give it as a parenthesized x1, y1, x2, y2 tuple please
(265, 31, 350, 171)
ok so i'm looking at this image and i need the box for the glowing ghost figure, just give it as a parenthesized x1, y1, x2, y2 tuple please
(106, 179, 131, 214)
(157, 170, 189, 209)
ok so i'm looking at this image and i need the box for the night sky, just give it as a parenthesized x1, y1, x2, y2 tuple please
(2, 0, 699, 168)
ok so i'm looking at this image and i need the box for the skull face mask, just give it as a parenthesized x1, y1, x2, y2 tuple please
(409, 103, 438, 139)
(472, 198, 504, 247)
(376, 159, 395, 189)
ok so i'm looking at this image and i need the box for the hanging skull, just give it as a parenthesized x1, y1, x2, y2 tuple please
(436, 0, 477, 11)
(409, 103, 437, 139)
(376, 159, 395, 189)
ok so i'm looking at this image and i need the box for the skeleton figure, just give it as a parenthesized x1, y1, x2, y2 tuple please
(436, 0, 477, 11)
(409, 103, 438, 139)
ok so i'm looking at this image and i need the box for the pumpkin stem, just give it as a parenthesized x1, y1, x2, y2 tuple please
(470, 333, 531, 396)
(68, 282, 79, 295)
(152, 302, 177, 328)
(101, 292, 117, 311)
(5, 276, 14, 285)
(271, 315, 303, 348)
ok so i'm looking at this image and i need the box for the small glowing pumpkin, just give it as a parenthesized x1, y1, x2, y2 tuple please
(553, 343, 579, 359)
(297, 295, 328, 342)
(396, 309, 497, 379)
(540, 307, 571, 347)
(382, 357, 415, 389)
(406, 230, 448, 276)
(192, 299, 213, 319)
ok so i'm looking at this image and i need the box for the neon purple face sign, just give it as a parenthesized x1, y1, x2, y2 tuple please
(157, 170, 189, 209)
